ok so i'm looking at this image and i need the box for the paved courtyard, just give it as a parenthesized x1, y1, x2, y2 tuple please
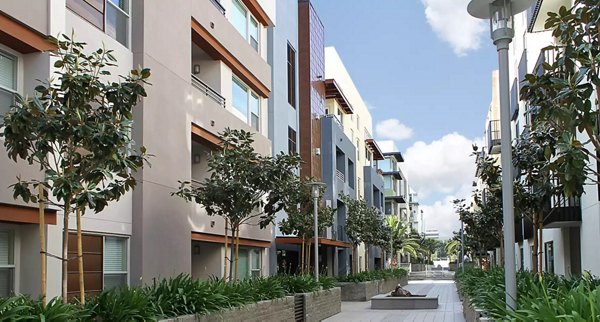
(324, 280, 465, 322)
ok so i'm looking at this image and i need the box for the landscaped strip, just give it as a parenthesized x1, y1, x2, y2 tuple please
(0, 274, 338, 321)
(455, 268, 600, 321)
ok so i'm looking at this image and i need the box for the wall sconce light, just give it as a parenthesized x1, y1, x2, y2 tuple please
(193, 154, 201, 164)
(210, 221, 215, 228)
(193, 244, 201, 255)
(193, 64, 201, 75)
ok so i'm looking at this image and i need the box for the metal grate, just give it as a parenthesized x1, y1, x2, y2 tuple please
(294, 294, 305, 322)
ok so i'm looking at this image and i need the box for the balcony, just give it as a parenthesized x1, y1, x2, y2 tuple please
(487, 120, 501, 154)
(337, 225, 348, 242)
(191, 75, 226, 109)
(336, 169, 345, 182)
(209, 0, 225, 15)
(543, 193, 582, 229)
(515, 216, 534, 243)
(527, 0, 571, 32)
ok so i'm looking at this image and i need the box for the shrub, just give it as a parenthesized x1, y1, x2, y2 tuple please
(337, 268, 408, 283)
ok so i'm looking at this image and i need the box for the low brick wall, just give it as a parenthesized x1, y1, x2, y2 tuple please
(300, 287, 341, 322)
(338, 280, 379, 301)
(159, 296, 295, 322)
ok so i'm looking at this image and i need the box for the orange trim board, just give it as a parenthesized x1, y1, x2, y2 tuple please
(191, 123, 221, 149)
(192, 232, 271, 248)
(0, 203, 57, 225)
(242, 0, 273, 27)
(275, 237, 353, 249)
(191, 18, 270, 98)
(0, 11, 56, 53)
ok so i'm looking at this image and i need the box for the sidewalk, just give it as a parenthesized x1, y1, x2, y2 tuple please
(324, 280, 465, 322)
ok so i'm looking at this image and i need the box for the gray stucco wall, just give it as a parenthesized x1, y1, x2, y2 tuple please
(268, 0, 299, 275)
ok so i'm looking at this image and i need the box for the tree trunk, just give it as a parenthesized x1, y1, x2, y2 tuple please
(539, 218, 544, 274)
(300, 239, 305, 275)
(499, 235, 505, 267)
(365, 246, 369, 271)
(234, 226, 240, 281)
(380, 247, 384, 269)
(532, 213, 538, 274)
(228, 224, 236, 281)
(224, 218, 228, 280)
(62, 200, 70, 303)
(352, 245, 357, 274)
(76, 208, 85, 304)
(38, 185, 46, 307)
(306, 239, 312, 274)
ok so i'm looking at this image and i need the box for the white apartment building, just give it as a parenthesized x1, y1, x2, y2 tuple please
(0, 0, 280, 299)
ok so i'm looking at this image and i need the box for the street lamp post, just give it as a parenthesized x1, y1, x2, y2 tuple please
(307, 182, 326, 282)
(467, 0, 532, 310)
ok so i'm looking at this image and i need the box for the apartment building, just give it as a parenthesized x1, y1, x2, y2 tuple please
(409, 192, 423, 235)
(507, 0, 590, 276)
(0, 0, 280, 298)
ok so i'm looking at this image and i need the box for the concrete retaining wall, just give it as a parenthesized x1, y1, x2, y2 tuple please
(300, 287, 341, 322)
(339, 276, 408, 302)
(159, 296, 295, 322)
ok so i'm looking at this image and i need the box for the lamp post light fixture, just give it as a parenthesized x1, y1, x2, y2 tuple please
(307, 181, 326, 282)
(467, 0, 532, 310)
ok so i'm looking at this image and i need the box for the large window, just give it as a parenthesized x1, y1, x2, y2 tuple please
(231, 0, 260, 53)
(0, 230, 15, 297)
(287, 44, 296, 107)
(288, 127, 297, 154)
(237, 248, 262, 279)
(545, 241, 554, 274)
(66, 0, 130, 47)
(0, 51, 16, 121)
(232, 78, 260, 131)
(104, 236, 128, 289)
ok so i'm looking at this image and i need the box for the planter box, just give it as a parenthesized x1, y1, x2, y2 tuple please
(371, 294, 438, 310)
(159, 296, 295, 322)
(338, 280, 379, 301)
(298, 287, 341, 322)
(377, 276, 408, 294)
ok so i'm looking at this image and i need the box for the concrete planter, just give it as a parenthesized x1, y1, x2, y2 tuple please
(371, 294, 439, 310)
(298, 287, 341, 322)
(338, 280, 379, 301)
(158, 296, 295, 322)
(377, 276, 408, 294)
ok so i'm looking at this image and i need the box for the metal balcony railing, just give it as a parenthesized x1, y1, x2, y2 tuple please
(487, 120, 501, 154)
(336, 169, 345, 182)
(191, 74, 226, 108)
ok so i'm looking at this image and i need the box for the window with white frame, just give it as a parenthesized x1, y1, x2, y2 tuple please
(103, 236, 128, 289)
(0, 230, 15, 297)
(66, 0, 130, 47)
(0, 51, 17, 122)
(232, 77, 260, 131)
(231, 0, 260, 52)
(237, 248, 262, 279)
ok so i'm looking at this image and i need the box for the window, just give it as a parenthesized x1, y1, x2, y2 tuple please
(385, 201, 392, 215)
(66, 0, 130, 47)
(104, 236, 128, 289)
(231, 0, 260, 52)
(0, 230, 15, 297)
(384, 176, 392, 190)
(356, 139, 360, 160)
(67, 234, 128, 298)
(287, 44, 296, 107)
(0, 51, 16, 121)
(237, 248, 262, 279)
(545, 242, 554, 274)
(288, 127, 297, 154)
(232, 78, 261, 131)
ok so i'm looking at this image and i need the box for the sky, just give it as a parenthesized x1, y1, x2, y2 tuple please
(312, 0, 498, 239)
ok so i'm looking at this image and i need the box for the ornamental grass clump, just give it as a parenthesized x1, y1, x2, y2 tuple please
(337, 268, 407, 283)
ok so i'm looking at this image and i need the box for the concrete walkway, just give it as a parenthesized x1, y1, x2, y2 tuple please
(324, 280, 465, 322)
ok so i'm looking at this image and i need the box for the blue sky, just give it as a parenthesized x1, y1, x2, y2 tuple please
(312, 0, 498, 238)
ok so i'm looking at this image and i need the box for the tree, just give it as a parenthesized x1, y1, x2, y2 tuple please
(384, 216, 420, 267)
(340, 194, 381, 272)
(2, 35, 151, 303)
(521, 0, 600, 197)
(513, 126, 558, 273)
(174, 128, 301, 281)
(279, 178, 334, 274)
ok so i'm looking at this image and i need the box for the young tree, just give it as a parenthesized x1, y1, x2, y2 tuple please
(2, 35, 151, 303)
(174, 128, 301, 280)
(384, 216, 420, 267)
(521, 0, 600, 197)
(279, 178, 334, 274)
(340, 194, 381, 272)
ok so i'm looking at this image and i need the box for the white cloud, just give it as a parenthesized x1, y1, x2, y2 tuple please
(420, 0, 486, 56)
(402, 133, 482, 239)
(364, 101, 377, 110)
(375, 119, 414, 141)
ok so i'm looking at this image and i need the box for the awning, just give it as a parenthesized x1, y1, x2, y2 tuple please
(365, 139, 384, 161)
(385, 195, 406, 204)
(0, 203, 57, 225)
(383, 152, 404, 162)
(192, 232, 271, 248)
(275, 236, 353, 249)
(324, 79, 353, 114)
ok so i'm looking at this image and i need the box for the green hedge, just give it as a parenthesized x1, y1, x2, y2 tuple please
(336, 268, 408, 283)
(455, 268, 600, 321)
(0, 274, 335, 321)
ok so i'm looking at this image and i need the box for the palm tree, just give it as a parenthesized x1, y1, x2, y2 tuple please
(385, 216, 421, 267)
